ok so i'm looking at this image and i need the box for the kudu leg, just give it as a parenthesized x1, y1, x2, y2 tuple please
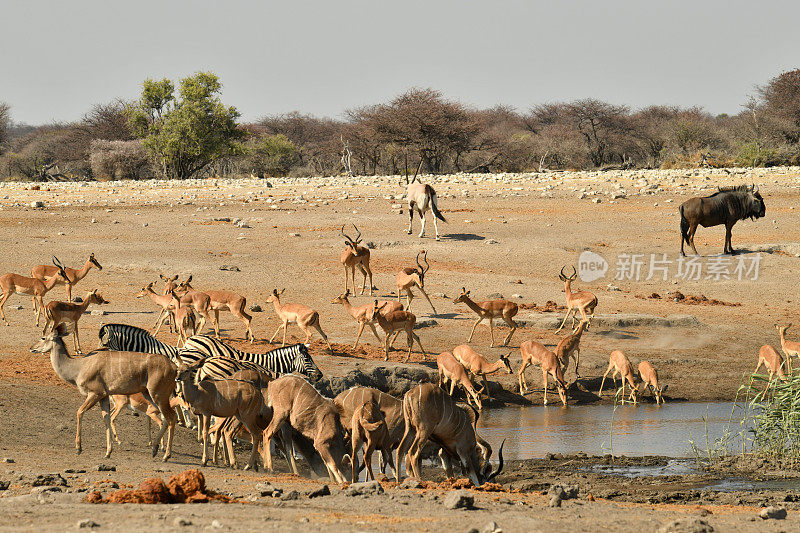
(76, 393, 103, 455)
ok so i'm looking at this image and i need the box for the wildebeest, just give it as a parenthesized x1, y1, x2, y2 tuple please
(679, 184, 765, 256)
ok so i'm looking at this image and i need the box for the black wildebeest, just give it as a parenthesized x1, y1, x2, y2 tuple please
(679, 184, 766, 256)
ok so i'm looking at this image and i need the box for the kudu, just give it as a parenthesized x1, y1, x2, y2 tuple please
(405, 163, 446, 240)
(30, 324, 176, 461)
(340, 224, 374, 296)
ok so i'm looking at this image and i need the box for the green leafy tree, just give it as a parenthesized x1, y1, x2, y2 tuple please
(127, 72, 243, 179)
(247, 134, 299, 177)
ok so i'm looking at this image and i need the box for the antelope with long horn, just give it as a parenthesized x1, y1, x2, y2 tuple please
(340, 223, 374, 296)
(1, 257, 69, 326)
(267, 288, 332, 352)
(453, 287, 519, 347)
(372, 300, 426, 362)
(555, 266, 597, 333)
(598, 350, 638, 404)
(42, 289, 108, 354)
(395, 383, 503, 487)
(452, 344, 512, 400)
(30, 253, 103, 301)
(406, 162, 446, 240)
(396, 250, 436, 314)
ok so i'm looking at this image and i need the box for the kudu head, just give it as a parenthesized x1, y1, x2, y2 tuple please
(341, 224, 363, 253)
(30, 323, 68, 353)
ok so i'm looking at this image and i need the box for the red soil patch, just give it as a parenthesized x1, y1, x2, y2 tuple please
(85, 469, 234, 504)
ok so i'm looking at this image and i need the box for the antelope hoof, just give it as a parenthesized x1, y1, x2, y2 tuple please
(162, 452, 171, 462)
(105, 451, 112, 459)
(407, 230, 412, 235)
(76, 446, 82, 455)
(114, 438, 122, 445)
(435, 236, 440, 241)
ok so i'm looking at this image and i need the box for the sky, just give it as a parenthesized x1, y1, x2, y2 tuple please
(1, 0, 799, 125)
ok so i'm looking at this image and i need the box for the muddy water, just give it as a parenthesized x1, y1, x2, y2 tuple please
(477, 402, 747, 460)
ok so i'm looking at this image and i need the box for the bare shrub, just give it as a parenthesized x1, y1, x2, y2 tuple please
(90, 139, 150, 180)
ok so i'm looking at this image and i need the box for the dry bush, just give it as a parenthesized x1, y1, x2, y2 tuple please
(90, 139, 150, 180)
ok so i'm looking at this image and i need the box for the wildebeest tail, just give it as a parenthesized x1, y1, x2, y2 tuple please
(425, 184, 446, 222)
(679, 204, 689, 246)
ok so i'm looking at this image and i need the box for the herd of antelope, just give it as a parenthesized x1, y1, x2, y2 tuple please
(3, 198, 797, 486)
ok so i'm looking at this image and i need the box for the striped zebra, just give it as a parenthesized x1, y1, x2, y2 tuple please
(181, 335, 322, 380)
(99, 323, 180, 362)
(194, 355, 272, 381)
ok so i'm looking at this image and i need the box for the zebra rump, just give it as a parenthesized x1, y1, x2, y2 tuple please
(98, 323, 179, 362)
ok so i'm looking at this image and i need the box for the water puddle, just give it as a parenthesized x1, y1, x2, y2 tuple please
(591, 459, 697, 477)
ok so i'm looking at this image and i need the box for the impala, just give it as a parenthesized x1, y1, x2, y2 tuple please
(330, 291, 402, 349)
(555, 266, 597, 333)
(396, 250, 436, 314)
(452, 344, 512, 400)
(598, 350, 638, 404)
(42, 289, 108, 354)
(267, 288, 332, 352)
(1, 257, 69, 326)
(31, 253, 103, 301)
(372, 300, 426, 362)
(453, 287, 518, 347)
(754, 344, 787, 389)
(437, 351, 483, 409)
(178, 276, 253, 342)
(517, 339, 567, 406)
(340, 224, 374, 296)
(776, 324, 800, 372)
(555, 319, 589, 377)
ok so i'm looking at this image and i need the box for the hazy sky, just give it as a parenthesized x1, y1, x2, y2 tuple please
(1, 0, 798, 125)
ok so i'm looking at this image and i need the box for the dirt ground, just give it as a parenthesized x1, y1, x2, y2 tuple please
(1, 168, 799, 530)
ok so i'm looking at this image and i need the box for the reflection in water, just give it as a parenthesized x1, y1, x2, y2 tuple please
(477, 402, 746, 460)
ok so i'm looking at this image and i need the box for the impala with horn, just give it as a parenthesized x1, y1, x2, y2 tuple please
(30, 253, 103, 301)
(1, 257, 69, 326)
(556, 266, 597, 333)
(340, 223, 374, 296)
(396, 250, 436, 315)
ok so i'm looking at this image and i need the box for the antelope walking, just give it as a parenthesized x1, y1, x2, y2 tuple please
(176, 363, 270, 470)
(331, 291, 402, 349)
(396, 251, 436, 314)
(452, 344, 512, 400)
(555, 319, 589, 378)
(30, 253, 103, 301)
(372, 300, 426, 362)
(42, 289, 108, 354)
(406, 170, 446, 240)
(453, 288, 518, 347)
(517, 340, 567, 406)
(395, 383, 502, 487)
(178, 276, 253, 342)
(637, 361, 666, 404)
(437, 351, 483, 409)
(136, 282, 179, 335)
(776, 324, 800, 371)
(349, 400, 392, 482)
(267, 288, 332, 352)
(754, 345, 787, 389)
(340, 224, 374, 296)
(555, 266, 597, 333)
(30, 324, 176, 461)
(0, 258, 69, 326)
(598, 350, 638, 404)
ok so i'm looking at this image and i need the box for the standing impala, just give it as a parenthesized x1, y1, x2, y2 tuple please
(555, 319, 589, 378)
(168, 290, 196, 348)
(517, 339, 567, 406)
(340, 224, 374, 296)
(754, 344, 787, 390)
(136, 282, 178, 336)
(452, 344, 512, 400)
(31, 253, 103, 301)
(43, 289, 108, 354)
(372, 300, 426, 362)
(1, 258, 69, 326)
(555, 266, 597, 333)
(331, 291, 402, 349)
(598, 350, 638, 404)
(178, 276, 253, 342)
(267, 288, 332, 352)
(776, 324, 800, 371)
(396, 250, 436, 315)
(453, 287, 519, 347)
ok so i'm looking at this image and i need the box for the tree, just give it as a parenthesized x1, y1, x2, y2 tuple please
(127, 72, 243, 179)
(246, 134, 299, 177)
(0, 102, 9, 153)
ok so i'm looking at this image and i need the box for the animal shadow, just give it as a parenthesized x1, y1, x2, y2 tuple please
(442, 233, 485, 242)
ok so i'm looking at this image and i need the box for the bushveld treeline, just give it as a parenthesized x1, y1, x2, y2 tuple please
(1, 69, 799, 181)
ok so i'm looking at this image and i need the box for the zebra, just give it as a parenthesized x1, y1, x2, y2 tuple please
(194, 355, 272, 382)
(180, 335, 323, 380)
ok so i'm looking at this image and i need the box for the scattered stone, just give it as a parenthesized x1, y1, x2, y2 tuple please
(77, 520, 99, 529)
(592, 198, 602, 203)
(30, 201, 44, 208)
(548, 484, 579, 500)
(400, 478, 422, 489)
(1, 458, 14, 463)
(511, 294, 523, 299)
(72, 296, 83, 303)
(219, 265, 240, 272)
(281, 490, 299, 501)
(96, 464, 116, 472)
(656, 518, 714, 533)
(90, 309, 106, 316)
(606, 284, 620, 291)
(486, 239, 499, 244)
(443, 490, 474, 510)
(173, 517, 192, 527)
(346, 480, 384, 496)
(481, 522, 502, 533)
(210, 519, 223, 529)
(289, 232, 301, 237)
(255, 482, 281, 497)
(759, 506, 787, 520)
(0, 481, 10, 490)
(249, 304, 262, 313)
(549, 494, 562, 507)
(307, 484, 330, 498)
(32, 473, 67, 487)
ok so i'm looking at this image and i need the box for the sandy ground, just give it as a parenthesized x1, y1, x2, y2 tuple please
(1, 168, 799, 530)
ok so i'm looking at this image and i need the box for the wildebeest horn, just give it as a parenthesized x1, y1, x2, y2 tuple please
(485, 439, 505, 482)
